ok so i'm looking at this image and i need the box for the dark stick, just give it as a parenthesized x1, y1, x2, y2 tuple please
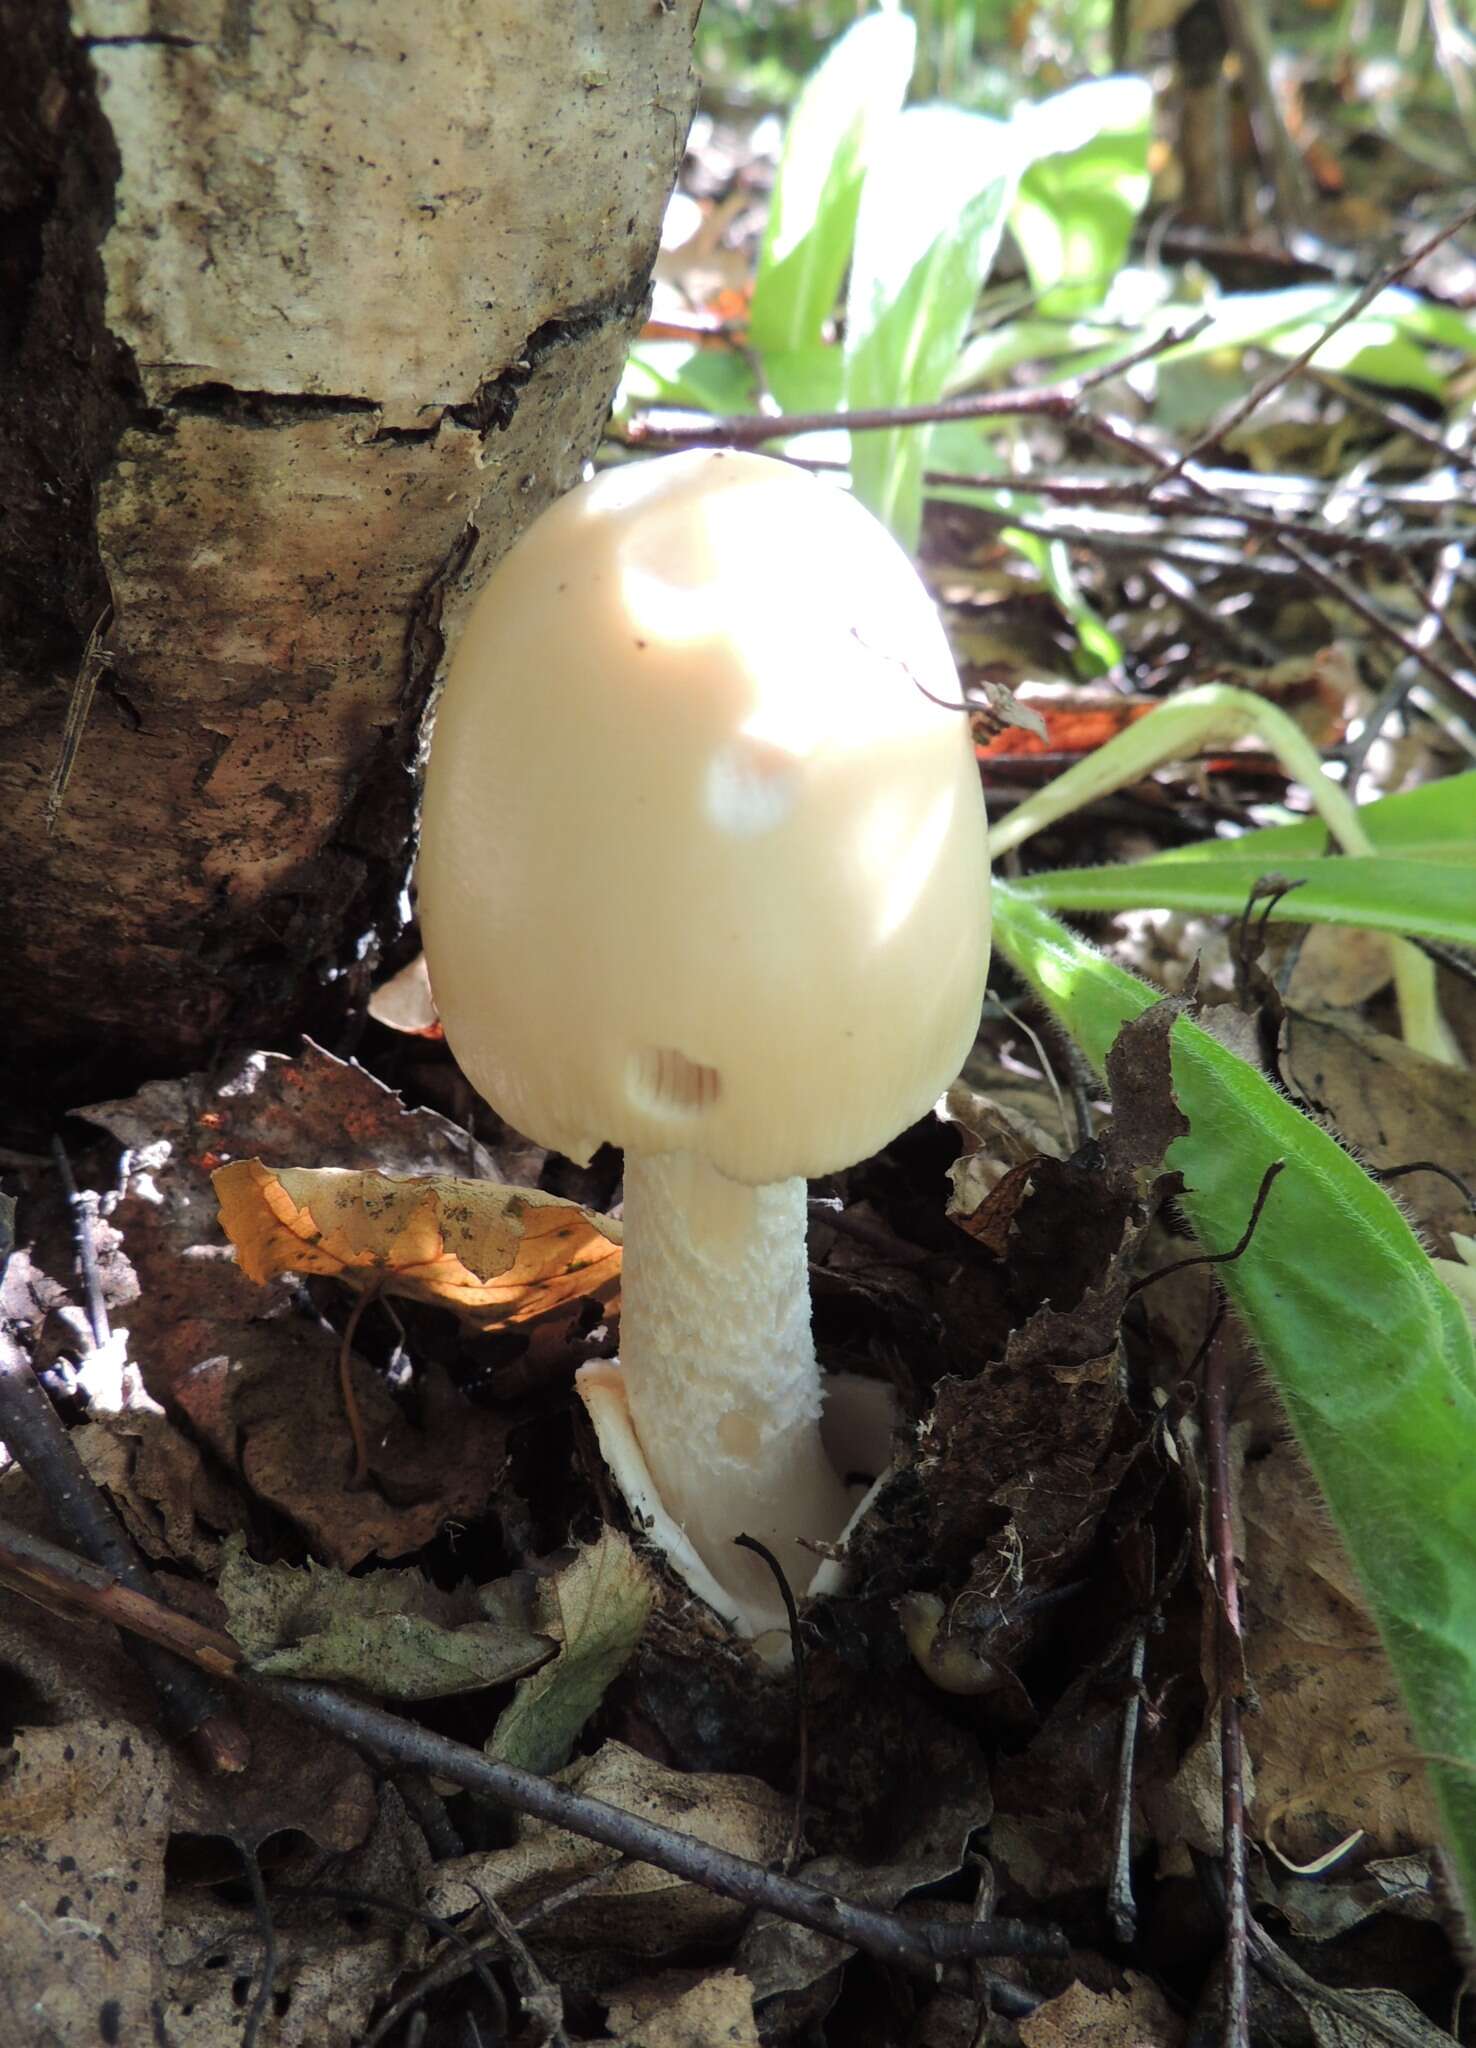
(1203, 1317, 1250, 2048)
(1128, 1160, 1284, 1298)
(0, 1517, 243, 1669)
(1079, 413, 1476, 712)
(1341, 545, 1466, 791)
(51, 1137, 111, 1347)
(1366, 1159, 1476, 1213)
(0, 1513, 1068, 1986)
(736, 1531, 809, 1873)
(619, 320, 1211, 451)
(1213, 0, 1310, 225)
(234, 1833, 279, 2048)
(1106, 1627, 1148, 1945)
(0, 1325, 248, 1768)
(1311, 367, 1476, 478)
(242, 1674, 1067, 1977)
(1168, 197, 1476, 475)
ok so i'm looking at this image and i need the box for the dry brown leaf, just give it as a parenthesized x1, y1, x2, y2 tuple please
(428, 1741, 789, 1954)
(1283, 925, 1394, 1012)
(0, 1716, 171, 2046)
(603, 1969, 761, 2048)
(161, 1788, 429, 2048)
(1143, 1433, 1437, 1879)
(1240, 1440, 1439, 1862)
(72, 1412, 245, 1571)
(1278, 1010, 1476, 1251)
(175, 1339, 510, 1569)
(214, 1157, 621, 1325)
(1019, 1974, 1186, 2047)
(80, 1041, 516, 1409)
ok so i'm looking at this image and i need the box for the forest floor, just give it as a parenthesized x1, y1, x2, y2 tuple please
(5, 63, 1476, 2048)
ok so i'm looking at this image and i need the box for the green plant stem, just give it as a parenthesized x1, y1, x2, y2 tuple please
(990, 684, 1460, 1066)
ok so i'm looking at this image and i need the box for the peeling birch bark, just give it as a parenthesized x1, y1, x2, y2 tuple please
(0, 0, 698, 1094)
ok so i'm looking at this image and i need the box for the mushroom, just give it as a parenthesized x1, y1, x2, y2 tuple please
(417, 450, 990, 1644)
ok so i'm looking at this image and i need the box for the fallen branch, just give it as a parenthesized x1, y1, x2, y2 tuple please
(0, 1513, 1067, 1988)
(1203, 1314, 1251, 2048)
(0, 1324, 247, 1771)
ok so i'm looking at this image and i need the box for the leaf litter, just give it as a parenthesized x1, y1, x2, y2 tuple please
(10, 102, 1476, 2048)
(5, 925, 1474, 2043)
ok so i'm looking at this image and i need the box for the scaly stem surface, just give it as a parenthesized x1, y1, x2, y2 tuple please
(618, 1151, 853, 1634)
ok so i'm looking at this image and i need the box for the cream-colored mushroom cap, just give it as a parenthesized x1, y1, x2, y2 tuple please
(417, 449, 991, 1185)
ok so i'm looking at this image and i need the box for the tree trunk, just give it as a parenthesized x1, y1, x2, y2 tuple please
(0, 0, 698, 1105)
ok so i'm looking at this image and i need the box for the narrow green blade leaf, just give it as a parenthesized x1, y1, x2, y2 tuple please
(750, 11, 916, 357)
(1129, 772, 1476, 867)
(845, 105, 1015, 546)
(1016, 855, 1476, 948)
(991, 880, 1476, 1917)
(1155, 283, 1476, 396)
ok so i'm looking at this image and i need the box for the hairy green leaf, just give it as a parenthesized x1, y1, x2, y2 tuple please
(1016, 854, 1476, 948)
(992, 880, 1476, 1917)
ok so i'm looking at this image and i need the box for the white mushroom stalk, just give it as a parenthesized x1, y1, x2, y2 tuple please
(417, 450, 990, 1644)
(615, 1153, 851, 1632)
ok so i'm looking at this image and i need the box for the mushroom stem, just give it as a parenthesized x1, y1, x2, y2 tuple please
(617, 1150, 854, 1634)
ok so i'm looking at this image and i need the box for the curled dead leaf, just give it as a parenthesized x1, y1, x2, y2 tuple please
(213, 1159, 621, 1325)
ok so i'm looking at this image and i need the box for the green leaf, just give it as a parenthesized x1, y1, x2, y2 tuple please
(1010, 76, 1152, 318)
(1003, 527, 1123, 675)
(1156, 285, 1476, 398)
(750, 10, 916, 356)
(991, 880, 1476, 1919)
(948, 313, 1125, 392)
(845, 104, 1016, 546)
(217, 1538, 554, 1701)
(617, 342, 757, 419)
(1132, 772, 1476, 867)
(489, 1530, 653, 1776)
(1016, 855, 1476, 948)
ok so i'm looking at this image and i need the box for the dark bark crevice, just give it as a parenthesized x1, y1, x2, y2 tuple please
(0, 0, 144, 678)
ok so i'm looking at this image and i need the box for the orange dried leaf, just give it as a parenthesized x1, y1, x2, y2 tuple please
(213, 1159, 621, 1325)
(974, 701, 1154, 761)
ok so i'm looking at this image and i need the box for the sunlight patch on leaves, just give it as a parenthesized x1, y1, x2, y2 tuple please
(213, 1159, 620, 1325)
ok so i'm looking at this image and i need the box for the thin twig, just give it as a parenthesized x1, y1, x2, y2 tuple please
(619, 321, 1211, 451)
(1311, 367, 1476, 478)
(736, 1531, 809, 1873)
(1203, 1315, 1250, 2048)
(50, 1139, 111, 1348)
(465, 1879, 569, 2048)
(358, 1854, 632, 2044)
(0, 1327, 248, 1768)
(1342, 544, 1466, 791)
(283, 1885, 511, 2039)
(234, 1833, 278, 2048)
(1106, 1627, 1149, 1945)
(395, 1771, 466, 1861)
(1081, 413, 1476, 712)
(1366, 1159, 1476, 1213)
(45, 605, 113, 835)
(337, 1282, 381, 1488)
(1168, 198, 1476, 476)
(1127, 1160, 1285, 1297)
(0, 1513, 1068, 1987)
